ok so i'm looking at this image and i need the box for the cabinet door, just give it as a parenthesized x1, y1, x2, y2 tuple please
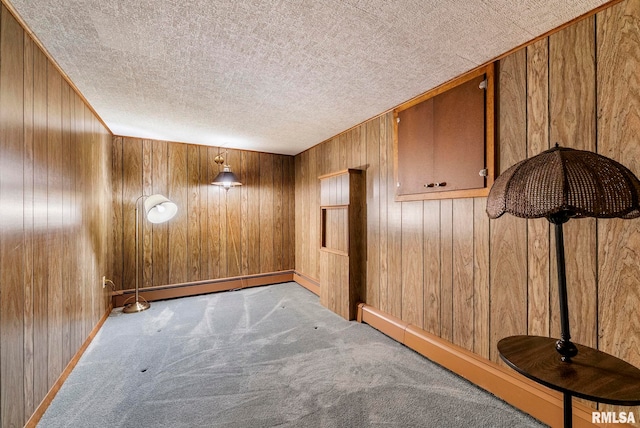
(432, 74, 485, 192)
(394, 63, 494, 201)
(397, 99, 435, 195)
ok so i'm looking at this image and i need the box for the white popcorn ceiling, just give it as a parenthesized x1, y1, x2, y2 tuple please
(8, 0, 609, 155)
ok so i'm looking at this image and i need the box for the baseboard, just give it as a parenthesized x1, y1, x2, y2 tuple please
(24, 304, 113, 428)
(293, 271, 320, 296)
(112, 271, 295, 307)
(357, 303, 606, 428)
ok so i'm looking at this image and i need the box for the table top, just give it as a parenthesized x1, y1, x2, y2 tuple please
(498, 335, 640, 405)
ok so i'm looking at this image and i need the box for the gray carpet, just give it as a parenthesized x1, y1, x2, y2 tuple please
(38, 282, 547, 427)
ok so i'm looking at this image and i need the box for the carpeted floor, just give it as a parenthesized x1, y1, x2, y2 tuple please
(38, 282, 547, 427)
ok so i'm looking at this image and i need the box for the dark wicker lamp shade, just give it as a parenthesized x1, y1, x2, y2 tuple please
(486, 145, 640, 221)
(487, 144, 640, 364)
(487, 144, 640, 428)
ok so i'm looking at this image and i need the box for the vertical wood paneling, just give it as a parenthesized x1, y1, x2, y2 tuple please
(489, 49, 528, 362)
(452, 198, 474, 351)
(549, 17, 598, 348)
(249, 151, 262, 274)
(111, 137, 124, 293)
(366, 118, 380, 308)
(167, 143, 188, 283)
(308, 147, 319, 280)
(31, 43, 48, 405)
(0, 7, 25, 425)
(122, 139, 142, 290)
(285, 157, 295, 270)
(60, 79, 72, 366)
(22, 33, 35, 420)
(273, 155, 284, 272)
(113, 139, 295, 290)
(226, 149, 242, 277)
(151, 140, 169, 286)
(378, 115, 390, 314)
(260, 153, 275, 273)
(597, 1, 640, 418)
(187, 144, 201, 281)
(526, 39, 551, 338)
(198, 145, 209, 279)
(141, 140, 154, 287)
(206, 148, 221, 279)
(439, 199, 453, 342)
(46, 61, 63, 387)
(292, 2, 640, 424)
(0, 7, 112, 425)
(401, 201, 423, 327)
(473, 197, 490, 359)
(423, 200, 441, 335)
(386, 113, 403, 319)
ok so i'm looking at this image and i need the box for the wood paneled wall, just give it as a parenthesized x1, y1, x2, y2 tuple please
(112, 137, 295, 291)
(0, 5, 113, 427)
(295, 0, 640, 420)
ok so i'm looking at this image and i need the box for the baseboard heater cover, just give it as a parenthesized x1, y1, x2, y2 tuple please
(112, 271, 294, 307)
(357, 303, 603, 428)
(293, 271, 320, 296)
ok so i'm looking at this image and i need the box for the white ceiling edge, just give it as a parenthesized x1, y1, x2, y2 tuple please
(7, 0, 612, 156)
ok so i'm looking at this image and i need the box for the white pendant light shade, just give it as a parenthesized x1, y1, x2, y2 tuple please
(144, 194, 178, 224)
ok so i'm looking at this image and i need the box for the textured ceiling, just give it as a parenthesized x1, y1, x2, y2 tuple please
(8, 0, 609, 155)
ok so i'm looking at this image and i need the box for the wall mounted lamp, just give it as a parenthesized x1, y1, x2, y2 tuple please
(211, 149, 242, 189)
(123, 194, 178, 314)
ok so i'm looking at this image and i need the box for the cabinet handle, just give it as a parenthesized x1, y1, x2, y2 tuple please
(425, 182, 447, 188)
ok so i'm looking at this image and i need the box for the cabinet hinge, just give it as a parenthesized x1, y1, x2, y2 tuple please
(479, 79, 488, 90)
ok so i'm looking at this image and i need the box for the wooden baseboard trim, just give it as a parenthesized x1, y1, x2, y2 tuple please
(357, 303, 600, 428)
(112, 271, 295, 307)
(293, 271, 320, 296)
(25, 305, 113, 428)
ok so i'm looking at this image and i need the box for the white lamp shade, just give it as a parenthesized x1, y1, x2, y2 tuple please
(144, 194, 178, 224)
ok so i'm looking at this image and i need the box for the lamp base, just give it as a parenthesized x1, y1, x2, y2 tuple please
(123, 300, 150, 313)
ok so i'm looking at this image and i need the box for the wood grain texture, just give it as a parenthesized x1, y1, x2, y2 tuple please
(366, 118, 380, 309)
(489, 49, 528, 363)
(0, 7, 25, 425)
(22, 33, 35, 420)
(290, 2, 640, 422)
(422, 200, 441, 336)
(550, 17, 598, 349)
(596, 0, 640, 419)
(46, 59, 64, 387)
(439, 199, 453, 342)
(152, 140, 170, 285)
(473, 197, 490, 359)
(113, 139, 295, 291)
(526, 39, 551, 339)
(452, 198, 474, 352)
(168, 143, 188, 284)
(378, 115, 390, 315)
(31, 43, 49, 405)
(0, 6, 112, 426)
(225, 149, 242, 277)
(401, 201, 423, 327)
(243, 151, 261, 275)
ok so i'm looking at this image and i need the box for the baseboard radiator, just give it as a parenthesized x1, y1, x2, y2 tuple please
(355, 303, 609, 428)
(113, 270, 295, 307)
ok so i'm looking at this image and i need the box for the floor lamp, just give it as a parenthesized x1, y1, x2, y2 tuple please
(486, 144, 640, 427)
(123, 194, 178, 314)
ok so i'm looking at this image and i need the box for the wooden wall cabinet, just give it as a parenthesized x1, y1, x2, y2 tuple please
(319, 169, 366, 320)
(394, 63, 495, 201)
